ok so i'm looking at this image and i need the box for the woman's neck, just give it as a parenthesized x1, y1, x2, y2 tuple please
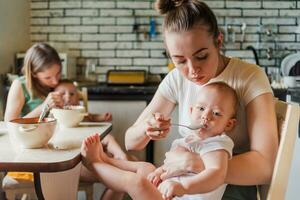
(216, 55, 230, 77)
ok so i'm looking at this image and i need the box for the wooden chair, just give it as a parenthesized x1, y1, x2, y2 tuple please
(77, 87, 88, 112)
(2, 87, 93, 200)
(259, 100, 300, 200)
(2, 174, 37, 200)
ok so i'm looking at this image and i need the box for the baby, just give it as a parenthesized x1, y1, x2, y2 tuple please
(148, 82, 238, 200)
(80, 82, 238, 200)
(54, 79, 112, 122)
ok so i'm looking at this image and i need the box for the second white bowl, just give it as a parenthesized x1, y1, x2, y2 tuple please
(51, 107, 87, 127)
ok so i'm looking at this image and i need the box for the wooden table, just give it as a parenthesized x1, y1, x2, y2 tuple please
(0, 122, 112, 200)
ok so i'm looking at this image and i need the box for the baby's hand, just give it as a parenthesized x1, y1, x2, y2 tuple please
(102, 112, 112, 121)
(88, 113, 112, 122)
(158, 180, 186, 200)
(147, 169, 162, 187)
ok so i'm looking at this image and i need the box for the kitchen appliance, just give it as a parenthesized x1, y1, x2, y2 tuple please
(15, 53, 76, 79)
(106, 70, 147, 85)
(281, 52, 300, 88)
(281, 52, 300, 76)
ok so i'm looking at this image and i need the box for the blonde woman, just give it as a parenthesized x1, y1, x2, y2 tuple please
(5, 43, 63, 121)
(3, 43, 64, 190)
(4, 44, 127, 200)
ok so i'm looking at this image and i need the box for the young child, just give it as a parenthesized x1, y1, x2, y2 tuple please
(54, 79, 112, 122)
(81, 82, 238, 200)
(148, 82, 237, 200)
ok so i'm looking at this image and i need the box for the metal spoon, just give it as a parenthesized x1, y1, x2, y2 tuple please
(38, 104, 50, 123)
(171, 123, 204, 130)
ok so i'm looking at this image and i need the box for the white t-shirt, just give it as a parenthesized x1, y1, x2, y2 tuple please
(168, 134, 233, 200)
(171, 133, 234, 158)
(158, 57, 273, 153)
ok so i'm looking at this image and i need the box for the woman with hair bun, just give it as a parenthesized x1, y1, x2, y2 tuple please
(124, 0, 278, 199)
(80, 0, 277, 199)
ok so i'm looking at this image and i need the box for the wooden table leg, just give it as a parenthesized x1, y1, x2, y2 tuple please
(34, 173, 44, 200)
(38, 163, 81, 200)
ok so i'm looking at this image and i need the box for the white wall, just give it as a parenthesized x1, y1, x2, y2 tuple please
(0, 0, 30, 74)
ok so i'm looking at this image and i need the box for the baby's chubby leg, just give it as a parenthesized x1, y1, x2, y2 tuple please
(81, 133, 163, 200)
(81, 133, 156, 177)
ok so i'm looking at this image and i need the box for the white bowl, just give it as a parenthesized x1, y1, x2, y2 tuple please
(7, 117, 56, 148)
(51, 106, 87, 127)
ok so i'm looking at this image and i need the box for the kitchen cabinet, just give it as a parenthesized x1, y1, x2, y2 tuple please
(88, 100, 147, 161)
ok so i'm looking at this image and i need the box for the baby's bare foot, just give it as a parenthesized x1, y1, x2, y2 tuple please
(81, 133, 104, 170)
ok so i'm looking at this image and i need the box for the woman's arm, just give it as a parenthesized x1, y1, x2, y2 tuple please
(174, 150, 228, 195)
(5, 80, 64, 121)
(161, 148, 204, 180)
(225, 93, 278, 185)
(4, 79, 43, 121)
(4, 79, 25, 121)
(125, 91, 176, 151)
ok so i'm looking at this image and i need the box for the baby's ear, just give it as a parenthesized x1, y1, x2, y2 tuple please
(224, 118, 236, 132)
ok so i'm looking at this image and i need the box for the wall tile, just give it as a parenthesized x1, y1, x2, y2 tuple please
(29, 0, 300, 75)
(50, 17, 80, 25)
(66, 9, 99, 17)
(50, 1, 81, 9)
(31, 26, 64, 33)
(82, 1, 115, 9)
(31, 9, 63, 17)
(116, 2, 150, 9)
(31, 2, 48, 9)
(82, 34, 115, 41)
(82, 17, 115, 25)
(65, 26, 98, 33)
(226, 1, 261, 8)
(100, 9, 133, 17)
(81, 50, 115, 57)
(49, 34, 80, 41)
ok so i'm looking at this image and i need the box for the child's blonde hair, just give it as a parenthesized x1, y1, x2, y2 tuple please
(23, 43, 61, 99)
